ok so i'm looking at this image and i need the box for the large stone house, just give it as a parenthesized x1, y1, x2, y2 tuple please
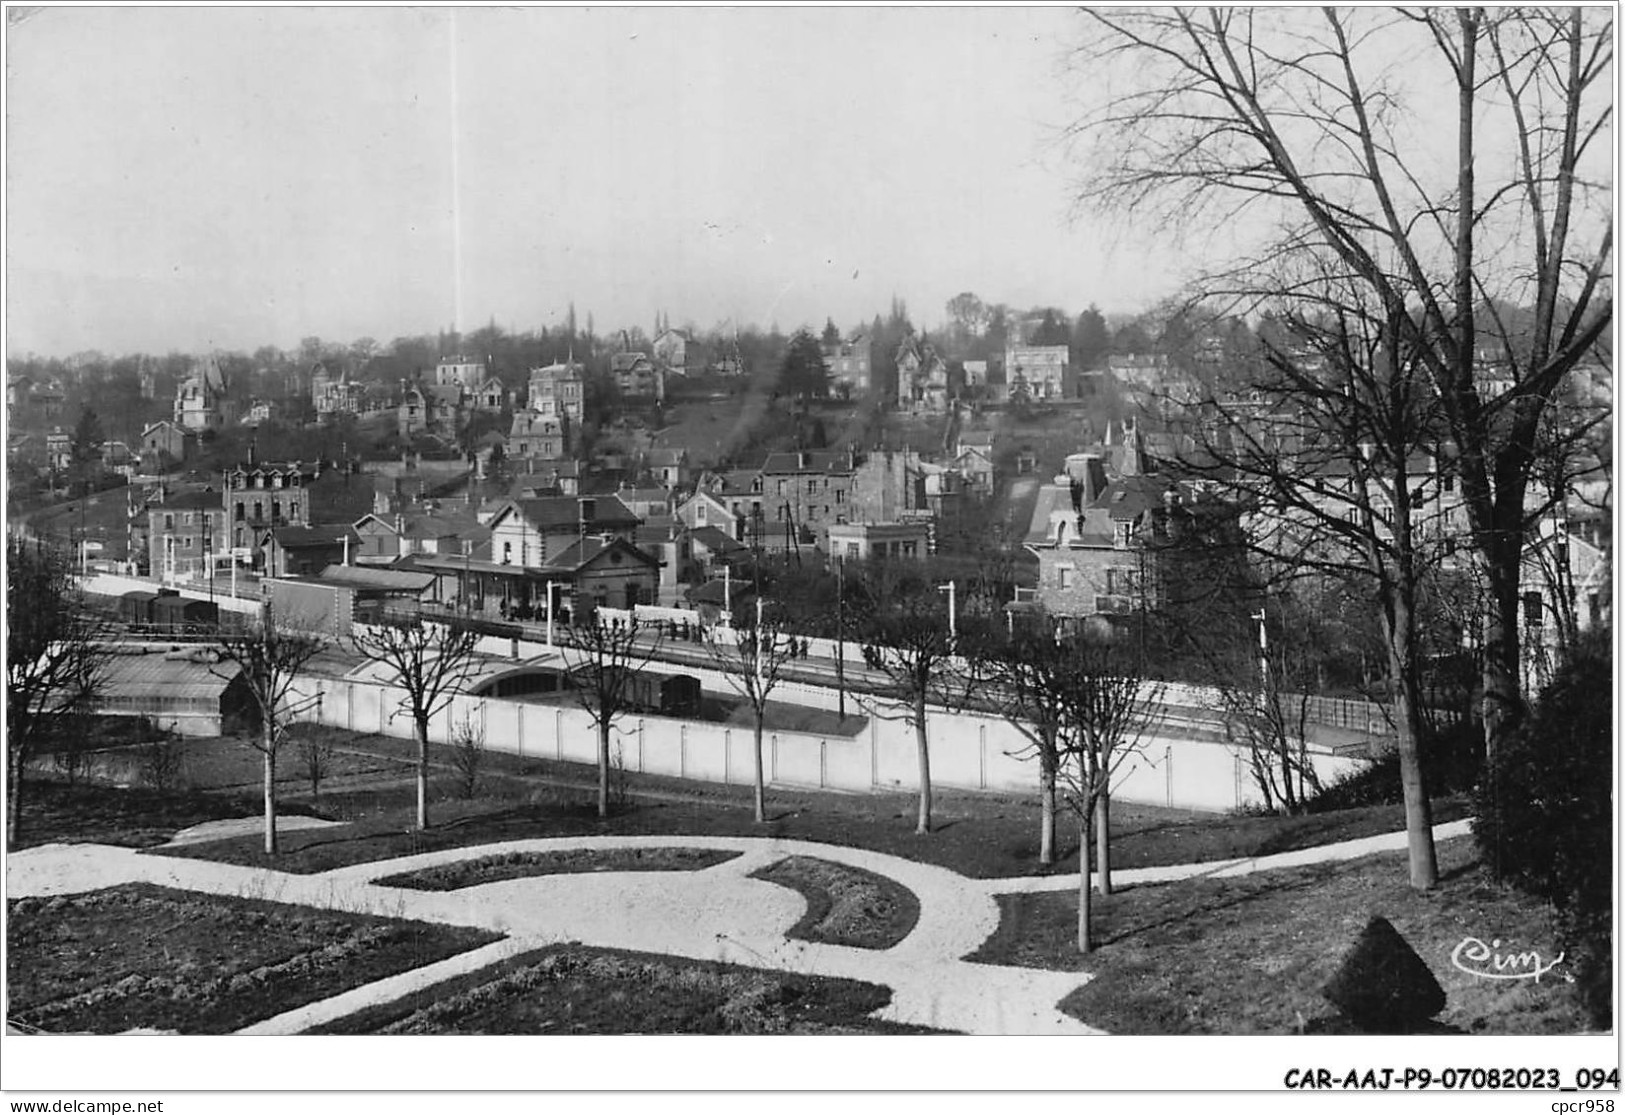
(435, 355, 487, 389)
(399, 384, 468, 439)
(611, 352, 664, 402)
(822, 332, 872, 396)
(1005, 344, 1069, 401)
(507, 411, 568, 466)
(223, 460, 317, 567)
(896, 338, 949, 411)
(148, 489, 226, 581)
(527, 360, 585, 422)
(174, 354, 232, 430)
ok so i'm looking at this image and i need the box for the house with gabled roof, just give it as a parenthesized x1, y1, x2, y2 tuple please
(508, 411, 568, 464)
(485, 494, 640, 569)
(675, 489, 739, 539)
(646, 447, 689, 489)
(611, 351, 664, 401)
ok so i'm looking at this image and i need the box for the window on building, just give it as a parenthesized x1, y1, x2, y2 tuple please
(254, 501, 264, 521)
(503, 541, 512, 564)
(902, 541, 917, 558)
(1522, 591, 1544, 627)
(1059, 566, 1074, 589)
(164, 513, 174, 530)
(235, 503, 244, 521)
(777, 479, 788, 496)
(807, 479, 817, 494)
(272, 500, 282, 521)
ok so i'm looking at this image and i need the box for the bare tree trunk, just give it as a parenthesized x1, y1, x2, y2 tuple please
(262, 718, 278, 856)
(1038, 755, 1057, 866)
(8, 738, 26, 853)
(1479, 567, 1525, 765)
(1388, 597, 1438, 890)
(1094, 791, 1112, 895)
(597, 719, 611, 818)
(1076, 812, 1093, 954)
(414, 715, 431, 831)
(751, 717, 766, 824)
(913, 696, 932, 835)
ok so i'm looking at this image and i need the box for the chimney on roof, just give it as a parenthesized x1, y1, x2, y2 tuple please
(578, 497, 596, 523)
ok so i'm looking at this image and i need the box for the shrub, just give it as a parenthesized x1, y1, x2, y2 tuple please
(291, 725, 338, 798)
(445, 714, 486, 801)
(1320, 915, 1446, 1032)
(1308, 718, 1482, 813)
(1474, 625, 1612, 1030)
(136, 732, 187, 793)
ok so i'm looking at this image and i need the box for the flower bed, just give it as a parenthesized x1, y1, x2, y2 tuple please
(373, 846, 741, 890)
(313, 944, 936, 1034)
(6, 883, 502, 1034)
(751, 855, 920, 949)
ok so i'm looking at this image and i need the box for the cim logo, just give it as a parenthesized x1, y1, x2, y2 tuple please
(1450, 937, 1566, 983)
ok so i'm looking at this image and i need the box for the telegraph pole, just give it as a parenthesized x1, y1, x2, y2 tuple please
(836, 555, 846, 720)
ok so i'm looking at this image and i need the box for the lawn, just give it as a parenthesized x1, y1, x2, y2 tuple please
(15, 728, 1470, 878)
(5, 883, 501, 1034)
(754, 855, 920, 949)
(308, 943, 936, 1035)
(374, 846, 741, 890)
(967, 837, 1593, 1035)
(12, 780, 325, 850)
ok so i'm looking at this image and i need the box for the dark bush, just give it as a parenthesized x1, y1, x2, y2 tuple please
(1474, 625, 1612, 1030)
(1308, 717, 1482, 813)
(1320, 915, 1446, 1032)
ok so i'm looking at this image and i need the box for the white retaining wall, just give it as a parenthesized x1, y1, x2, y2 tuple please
(283, 671, 1366, 813)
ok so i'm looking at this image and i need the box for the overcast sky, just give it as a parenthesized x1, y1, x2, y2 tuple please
(4, 5, 1184, 358)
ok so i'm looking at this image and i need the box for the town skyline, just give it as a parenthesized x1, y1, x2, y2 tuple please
(5, 6, 1184, 360)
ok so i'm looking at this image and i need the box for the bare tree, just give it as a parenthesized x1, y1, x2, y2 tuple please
(293, 725, 336, 800)
(446, 710, 487, 801)
(214, 601, 324, 855)
(1208, 609, 1322, 816)
(561, 615, 662, 818)
(702, 605, 798, 823)
(855, 591, 965, 835)
(1070, 6, 1614, 767)
(977, 628, 1070, 866)
(6, 535, 107, 851)
(1049, 633, 1161, 953)
(350, 615, 481, 830)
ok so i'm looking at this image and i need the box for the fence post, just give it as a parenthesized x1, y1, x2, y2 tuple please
(978, 722, 987, 790)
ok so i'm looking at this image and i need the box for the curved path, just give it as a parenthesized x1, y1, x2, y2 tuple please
(5, 819, 1472, 1036)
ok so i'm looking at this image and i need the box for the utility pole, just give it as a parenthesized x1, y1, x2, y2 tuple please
(836, 555, 846, 720)
(754, 595, 765, 695)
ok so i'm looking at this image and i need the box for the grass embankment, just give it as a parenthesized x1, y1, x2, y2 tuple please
(6, 883, 500, 1034)
(970, 837, 1591, 1035)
